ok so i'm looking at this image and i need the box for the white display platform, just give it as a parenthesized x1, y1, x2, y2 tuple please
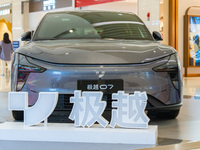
(0, 122, 157, 145)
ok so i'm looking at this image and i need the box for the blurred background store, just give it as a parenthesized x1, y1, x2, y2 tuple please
(1, 0, 199, 76)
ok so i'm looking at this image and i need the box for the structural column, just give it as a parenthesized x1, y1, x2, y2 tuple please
(169, 0, 178, 50)
(12, 0, 23, 41)
(23, 1, 29, 33)
(163, 0, 169, 45)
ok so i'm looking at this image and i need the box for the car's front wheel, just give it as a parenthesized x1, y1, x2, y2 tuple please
(12, 111, 24, 121)
(155, 109, 180, 119)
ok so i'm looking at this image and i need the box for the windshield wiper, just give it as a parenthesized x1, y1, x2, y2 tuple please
(52, 28, 77, 39)
(34, 28, 77, 41)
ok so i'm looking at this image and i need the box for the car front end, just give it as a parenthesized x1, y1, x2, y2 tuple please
(11, 11, 182, 121)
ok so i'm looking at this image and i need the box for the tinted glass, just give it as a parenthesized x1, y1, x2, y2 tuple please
(33, 12, 153, 41)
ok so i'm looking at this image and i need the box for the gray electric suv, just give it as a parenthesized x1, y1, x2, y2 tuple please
(11, 11, 182, 122)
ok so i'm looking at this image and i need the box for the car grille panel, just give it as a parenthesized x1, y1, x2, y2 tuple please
(55, 94, 112, 111)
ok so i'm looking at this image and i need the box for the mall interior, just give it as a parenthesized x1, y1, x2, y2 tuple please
(1, 0, 200, 150)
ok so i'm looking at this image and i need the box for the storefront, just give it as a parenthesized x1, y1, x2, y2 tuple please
(0, 4, 12, 41)
(0, 0, 178, 63)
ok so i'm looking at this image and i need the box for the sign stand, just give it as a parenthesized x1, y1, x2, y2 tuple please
(0, 122, 157, 145)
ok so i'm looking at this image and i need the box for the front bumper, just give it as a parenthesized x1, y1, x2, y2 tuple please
(12, 56, 182, 111)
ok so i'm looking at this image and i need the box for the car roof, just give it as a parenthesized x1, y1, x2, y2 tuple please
(46, 10, 137, 16)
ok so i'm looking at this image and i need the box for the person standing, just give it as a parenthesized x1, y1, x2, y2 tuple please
(0, 33, 13, 77)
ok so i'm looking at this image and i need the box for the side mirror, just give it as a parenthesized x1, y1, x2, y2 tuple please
(152, 31, 163, 41)
(21, 31, 33, 41)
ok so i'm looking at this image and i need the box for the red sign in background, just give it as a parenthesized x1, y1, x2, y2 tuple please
(75, 0, 125, 7)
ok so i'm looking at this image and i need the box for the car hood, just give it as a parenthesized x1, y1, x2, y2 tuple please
(16, 39, 176, 64)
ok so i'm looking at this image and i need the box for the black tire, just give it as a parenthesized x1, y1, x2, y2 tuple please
(155, 109, 180, 119)
(12, 111, 24, 121)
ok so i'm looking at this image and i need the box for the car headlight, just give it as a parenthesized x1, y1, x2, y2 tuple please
(17, 54, 46, 91)
(153, 54, 180, 91)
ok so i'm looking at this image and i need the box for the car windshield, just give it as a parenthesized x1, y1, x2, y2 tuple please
(33, 12, 153, 41)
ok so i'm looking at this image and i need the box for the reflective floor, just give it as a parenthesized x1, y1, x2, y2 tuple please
(142, 77, 200, 149)
(0, 67, 11, 92)
(1, 77, 200, 150)
(152, 77, 200, 142)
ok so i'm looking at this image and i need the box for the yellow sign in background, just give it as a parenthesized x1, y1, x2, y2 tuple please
(0, 19, 12, 41)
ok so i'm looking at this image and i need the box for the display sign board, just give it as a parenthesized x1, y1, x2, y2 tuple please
(29, 0, 73, 12)
(184, 7, 200, 76)
(75, 0, 125, 7)
(13, 41, 19, 51)
(9, 91, 149, 128)
(188, 16, 200, 66)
